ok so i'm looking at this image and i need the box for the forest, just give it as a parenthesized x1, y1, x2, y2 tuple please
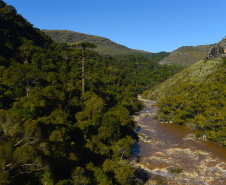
(0, 1, 181, 184)
(144, 56, 226, 147)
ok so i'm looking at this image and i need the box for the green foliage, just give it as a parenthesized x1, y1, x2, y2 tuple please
(149, 58, 226, 146)
(166, 166, 183, 174)
(103, 159, 135, 185)
(223, 57, 226, 64)
(3, 63, 44, 97)
(145, 58, 224, 100)
(0, 1, 181, 184)
(110, 55, 181, 93)
(159, 45, 210, 67)
(74, 42, 97, 49)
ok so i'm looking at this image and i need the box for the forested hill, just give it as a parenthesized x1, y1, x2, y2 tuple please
(143, 54, 226, 146)
(0, 6, 52, 66)
(0, 1, 180, 184)
(158, 44, 210, 67)
(42, 29, 170, 57)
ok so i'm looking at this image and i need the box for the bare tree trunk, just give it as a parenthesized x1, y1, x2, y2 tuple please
(82, 47, 85, 93)
(25, 87, 30, 97)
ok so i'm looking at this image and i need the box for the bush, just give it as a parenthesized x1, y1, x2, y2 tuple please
(166, 166, 183, 174)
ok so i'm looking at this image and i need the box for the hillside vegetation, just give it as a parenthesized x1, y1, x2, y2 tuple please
(143, 57, 226, 146)
(159, 38, 226, 67)
(42, 29, 170, 57)
(159, 45, 210, 67)
(0, 1, 181, 184)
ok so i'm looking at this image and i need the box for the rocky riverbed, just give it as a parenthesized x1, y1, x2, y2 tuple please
(131, 96, 226, 185)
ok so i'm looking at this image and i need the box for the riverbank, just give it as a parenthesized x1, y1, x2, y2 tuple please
(132, 97, 226, 184)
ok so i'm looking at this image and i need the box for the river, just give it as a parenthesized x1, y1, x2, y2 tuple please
(131, 96, 226, 185)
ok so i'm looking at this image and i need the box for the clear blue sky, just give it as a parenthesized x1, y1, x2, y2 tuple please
(3, 0, 226, 53)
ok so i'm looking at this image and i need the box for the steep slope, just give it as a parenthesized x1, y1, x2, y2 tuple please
(145, 58, 224, 100)
(159, 45, 210, 67)
(42, 29, 157, 57)
(0, 4, 52, 66)
(143, 57, 226, 146)
(0, 1, 142, 184)
(0, 1, 181, 184)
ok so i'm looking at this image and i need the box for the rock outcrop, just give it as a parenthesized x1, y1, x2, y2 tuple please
(222, 46, 226, 58)
(206, 44, 226, 59)
(206, 44, 219, 59)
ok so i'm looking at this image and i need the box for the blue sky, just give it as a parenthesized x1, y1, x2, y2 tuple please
(3, 0, 226, 52)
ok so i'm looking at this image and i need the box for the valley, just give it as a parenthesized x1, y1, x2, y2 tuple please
(0, 0, 226, 184)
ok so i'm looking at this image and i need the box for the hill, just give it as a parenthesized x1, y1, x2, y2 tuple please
(0, 1, 141, 184)
(159, 37, 226, 67)
(143, 56, 226, 146)
(158, 44, 210, 67)
(0, 1, 181, 184)
(42, 29, 168, 57)
(0, 4, 52, 67)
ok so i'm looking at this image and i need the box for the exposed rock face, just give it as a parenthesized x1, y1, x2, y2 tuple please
(207, 44, 226, 59)
(206, 44, 219, 59)
(222, 46, 226, 58)
(223, 46, 226, 53)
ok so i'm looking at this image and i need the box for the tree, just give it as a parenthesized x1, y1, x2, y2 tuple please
(3, 63, 43, 97)
(73, 42, 97, 93)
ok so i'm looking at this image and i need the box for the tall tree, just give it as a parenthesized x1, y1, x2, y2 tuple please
(73, 42, 97, 93)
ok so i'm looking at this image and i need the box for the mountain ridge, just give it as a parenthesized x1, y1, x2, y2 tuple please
(158, 44, 210, 67)
(159, 38, 226, 67)
(42, 29, 158, 57)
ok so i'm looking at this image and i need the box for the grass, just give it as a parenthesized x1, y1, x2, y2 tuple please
(159, 38, 226, 67)
(159, 45, 210, 67)
(144, 57, 224, 100)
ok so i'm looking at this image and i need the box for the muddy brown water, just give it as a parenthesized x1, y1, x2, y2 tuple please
(131, 97, 226, 185)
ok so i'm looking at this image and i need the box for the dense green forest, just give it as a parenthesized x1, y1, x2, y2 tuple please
(143, 57, 226, 146)
(0, 1, 181, 184)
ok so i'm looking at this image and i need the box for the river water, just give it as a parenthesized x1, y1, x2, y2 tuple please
(131, 97, 226, 185)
